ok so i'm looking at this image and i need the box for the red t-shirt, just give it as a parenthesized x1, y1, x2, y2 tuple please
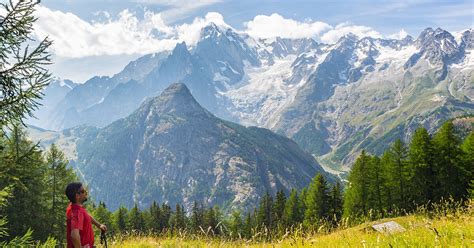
(66, 203, 94, 247)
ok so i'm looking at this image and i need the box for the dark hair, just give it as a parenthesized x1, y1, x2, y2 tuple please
(65, 182, 82, 203)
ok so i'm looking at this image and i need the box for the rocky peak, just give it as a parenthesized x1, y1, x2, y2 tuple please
(356, 37, 378, 56)
(416, 27, 458, 52)
(416, 27, 435, 47)
(194, 23, 259, 86)
(410, 27, 461, 66)
(400, 35, 414, 46)
(460, 29, 474, 50)
(199, 22, 247, 48)
(157, 42, 192, 73)
(49, 78, 76, 90)
(170, 42, 190, 59)
(334, 33, 358, 53)
(200, 22, 226, 40)
(146, 83, 207, 117)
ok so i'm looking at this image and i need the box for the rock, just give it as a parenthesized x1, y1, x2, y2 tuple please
(372, 221, 406, 234)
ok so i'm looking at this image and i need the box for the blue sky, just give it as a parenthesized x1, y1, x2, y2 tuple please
(42, 0, 473, 34)
(32, 0, 473, 82)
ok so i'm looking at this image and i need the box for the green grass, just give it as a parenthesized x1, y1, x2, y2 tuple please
(105, 204, 474, 247)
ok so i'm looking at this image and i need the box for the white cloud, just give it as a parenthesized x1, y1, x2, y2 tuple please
(34, 6, 178, 58)
(388, 29, 409, 40)
(319, 22, 382, 43)
(175, 12, 229, 46)
(33, 7, 388, 60)
(244, 13, 331, 39)
(33, 6, 230, 58)
(243, 14, 383, 44)
(134, 0, 222, 22)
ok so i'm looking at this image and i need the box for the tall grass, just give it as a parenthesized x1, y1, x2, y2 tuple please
(105, 199, 473, 247)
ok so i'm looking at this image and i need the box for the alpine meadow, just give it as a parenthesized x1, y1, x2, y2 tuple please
(0, 0, 473, 247)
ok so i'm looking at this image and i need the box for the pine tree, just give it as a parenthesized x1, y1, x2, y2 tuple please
(304, 174, 330, 227)
(0, 187, 35, 246)
(212, 205, 223, 235)
(433, 122, 469, 200)
(44, 143, 77, 241)
(242, 211, 253, 239)
(93, 202, 112, 235)
(256, 192, 273, 229)
(1, 126, 49, 240)
(113, 205, 128, 233)
(272, 190, 286, 228)
(380, 151, 394, 212)
(172, 204, 186, 231)
(229, 210, 243, 239)
(127, 203, 145, 233)
(407, 127, 436, 206)
(328, 181, 343, 225)
(147, 201, 161, 233)
(160, 203, 172, 231)
(0, 0, 52, 128)
(190, 201, 204, 233)
(461, 132, 474, 199)
(283, 189, 301, 227)
(367, 156, 384, 217)
(388, 139, 408, 210)
(203, 207, 218, 235)
(298, 188, 308, 221)
(343, 150, 371, 218)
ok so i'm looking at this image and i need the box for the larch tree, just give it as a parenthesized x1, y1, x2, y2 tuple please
(343, 150, 371, 217)
(304, 174, 330, 227)
(461, 132, 474, 199)
(272, 189, 286, 228)
(0, 0, 52, 129)
(283, 189, 302, 227)
(432, 122, 468, 200)
(44, 143, 77, 241)
(407, 127, 436, 206)
(388, 139, 408, 209)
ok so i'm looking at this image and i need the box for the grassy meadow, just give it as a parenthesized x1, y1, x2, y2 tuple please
(105, 202, 474, 248)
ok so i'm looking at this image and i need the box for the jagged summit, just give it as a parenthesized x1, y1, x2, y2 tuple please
(400, 35, 414, 46)
(159, 82, 191, 97)
(152, 82, 195, 105)
(333, 33, 358, 52)
(145, 83, 207, 116)
(403, 27, 462, 68)
(168, 42, 191, 60)
(460, 29, 474, 49)
(199, 22, 234, 40)
(416, 27, 458, 51)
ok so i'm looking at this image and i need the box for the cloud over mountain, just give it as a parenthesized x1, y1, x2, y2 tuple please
(34, 6, 399, 59)
(33, 6, 228, 58)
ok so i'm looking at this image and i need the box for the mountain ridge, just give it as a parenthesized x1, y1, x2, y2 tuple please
(33, 25, 473, 170)
(68, 83, 331, 211)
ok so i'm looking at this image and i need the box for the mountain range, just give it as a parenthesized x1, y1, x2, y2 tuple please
(31, 83, 332, 211)
(34, 25, 473, 171)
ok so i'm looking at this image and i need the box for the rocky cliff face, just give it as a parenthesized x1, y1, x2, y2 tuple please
(72, 83, 330, 211)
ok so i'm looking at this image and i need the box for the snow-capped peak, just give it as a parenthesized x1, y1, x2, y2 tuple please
(200, 22, 237, 41)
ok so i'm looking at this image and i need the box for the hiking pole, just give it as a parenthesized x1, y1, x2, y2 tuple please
(100, 229, 108, 248)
